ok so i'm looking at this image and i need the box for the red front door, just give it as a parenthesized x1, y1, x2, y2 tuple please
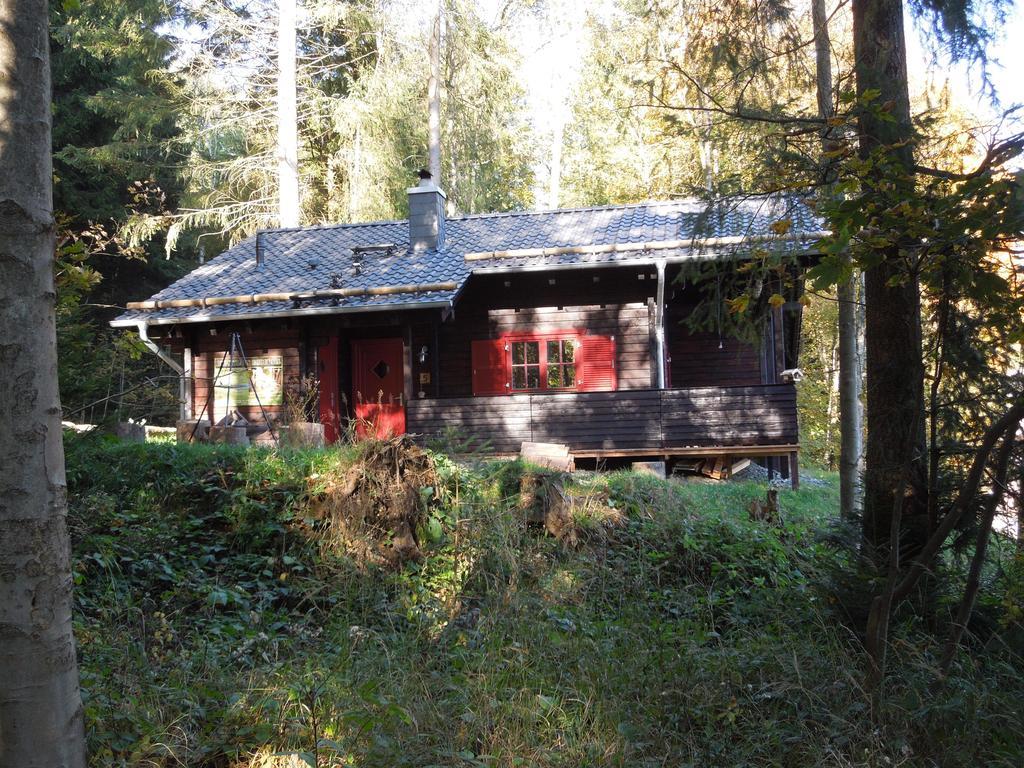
(352, 338, 406, 439)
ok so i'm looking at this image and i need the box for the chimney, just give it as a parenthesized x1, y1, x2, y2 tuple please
(407, 169, 446, 251)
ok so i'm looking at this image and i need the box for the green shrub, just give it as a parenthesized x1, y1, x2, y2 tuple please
(66, 436, 1024, 767)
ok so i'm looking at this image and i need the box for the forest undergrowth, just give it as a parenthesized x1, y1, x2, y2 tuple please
(65, 435, 1024, 767)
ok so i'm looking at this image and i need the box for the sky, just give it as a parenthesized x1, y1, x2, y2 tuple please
(905, 2, 1024, 120)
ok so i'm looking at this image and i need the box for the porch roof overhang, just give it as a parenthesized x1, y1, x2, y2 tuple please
(465, 234, 827, 275)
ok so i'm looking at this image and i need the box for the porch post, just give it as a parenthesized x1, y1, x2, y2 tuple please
(655, 260, 666, 389)
(182, 346, 194, 420)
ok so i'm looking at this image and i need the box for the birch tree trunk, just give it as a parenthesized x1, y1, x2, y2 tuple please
(824, 337, 840, 470)
(278, 0, 299, 227)
(838, 271, 863, 520)
(812, 0, 863, 520)
(0, 1, 86, 764)
(548, 116, 563, 209)
(428, 0, 443, 185)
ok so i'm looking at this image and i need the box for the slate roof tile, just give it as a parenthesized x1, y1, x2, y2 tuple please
(113, 195, 822, 326)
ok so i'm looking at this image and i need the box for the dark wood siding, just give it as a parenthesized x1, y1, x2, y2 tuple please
(158, 263, 779, 430)
(439, 269, 658, 397)
(191, 327, 301, 425)
(666, 329, 762, 388)
(407, 384, 797, 454)
(403, 394, 533, 454)
(660, 385, 797, 446)
(440, 303, 652, 396)
(664, 296, 763, 388)
(529, 390, 662, 450)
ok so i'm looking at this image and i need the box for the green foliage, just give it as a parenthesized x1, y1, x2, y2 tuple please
(809, 101, 1024, 521)
(50, 0, 193, 422)
(51, 0, 183, 228)
(674, 244, 806, 346)
(57, 320, 179, 426)
(67, 438, 1023, 766)
(132, 0, 536, 253)
(795, 290, 844, 469)
(559, 0, 813, 204)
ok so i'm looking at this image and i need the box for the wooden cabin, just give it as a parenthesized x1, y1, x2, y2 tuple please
(113, 178, 823, 486)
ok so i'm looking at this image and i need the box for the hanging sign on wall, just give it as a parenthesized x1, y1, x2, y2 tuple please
(214, 355, 284, 417)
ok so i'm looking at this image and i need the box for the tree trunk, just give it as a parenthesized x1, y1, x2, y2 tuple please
(0, 1, 86, 764)
(939, 434, 1016, 675)
(852, 0, 928, 559)
(548, 116, 564, 209)
(812, 0, 862, 514)
(277, 0, 299, 227)
(1018, 471, 1023, 552)
(811, 0, 832, 129)
(926, 283, 951, 536)
(348, 125, 361, 221)
(428, 0, 443, 185)
(838, 274, 863, 520)
(863, 398, 1024, 697)
(823, 334, 839, 470)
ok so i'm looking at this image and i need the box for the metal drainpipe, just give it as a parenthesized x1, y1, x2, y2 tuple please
(137, 322, 187, 420)
(655, 260, 667, 389)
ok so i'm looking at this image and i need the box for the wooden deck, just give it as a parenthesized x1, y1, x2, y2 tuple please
(406, 383, 798, 457)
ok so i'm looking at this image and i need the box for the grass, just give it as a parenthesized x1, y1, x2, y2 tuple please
(65, 435, 1024, 767)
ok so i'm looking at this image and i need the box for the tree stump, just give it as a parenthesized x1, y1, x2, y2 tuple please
(209, 426, 249, 445)
(283, 421, 325, 449)
(115, 422, 146, 443)
(177, 419, 210, 443)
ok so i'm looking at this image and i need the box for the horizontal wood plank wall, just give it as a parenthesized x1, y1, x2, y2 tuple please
(410, 321, 437, 399)
(667, 331, 762, 387)
(440, 270, 765, 394)
(665, 302, 763, 388)
(660, 385, 797, 446)
(439, 269, 659, 398)
(530, 390, 662, 450)
(439, 303, 652, 396)
(407, 383, 797, 453)
(404, 394, 533, 453)
(191, 328, 301, 425)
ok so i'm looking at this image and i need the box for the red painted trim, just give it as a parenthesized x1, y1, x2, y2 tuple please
(504, 331, 582, 393)
(470, 329, 619, 396)
(471, 338, 508, 396)
(577, 334, 617, 391)
(318, 335, 340, 443)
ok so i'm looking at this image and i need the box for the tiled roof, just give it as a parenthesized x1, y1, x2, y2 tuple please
(112, 195, 823, 327)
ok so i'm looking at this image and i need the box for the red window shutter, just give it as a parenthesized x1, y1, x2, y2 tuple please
(471, 339, 508, 395)
(578, 335, 617, 391)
